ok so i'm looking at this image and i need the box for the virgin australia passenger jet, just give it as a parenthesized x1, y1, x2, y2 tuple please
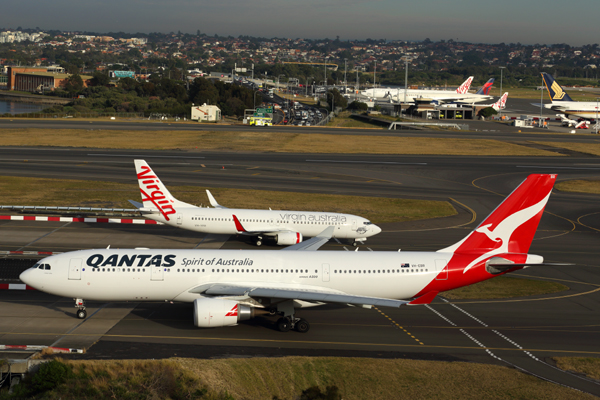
(129, 160, 381, 246)
(21, 174, 559, 333)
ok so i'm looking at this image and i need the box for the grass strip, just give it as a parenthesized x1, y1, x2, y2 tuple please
(443, 276, 568, 300)
(0, 128, 561, 155)
(554, 357, 600, 381)
(535, 141, 600, 157)
(555, 179, 600, 195)
(0, 176, 455, 224)
(25, 357, 593, 400)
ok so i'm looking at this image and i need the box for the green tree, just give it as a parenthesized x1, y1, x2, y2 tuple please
(91, 71, 110, 86)
(63, 73, 84, 94)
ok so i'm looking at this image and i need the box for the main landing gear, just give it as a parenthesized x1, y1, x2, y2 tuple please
(275, 300, 310, 333)
(277, 317, 310, 333)
(74, 298, 87, 319)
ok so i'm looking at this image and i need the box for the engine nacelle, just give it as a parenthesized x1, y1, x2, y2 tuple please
(276, 231, 303, 245)
(193, 298, 254, 328)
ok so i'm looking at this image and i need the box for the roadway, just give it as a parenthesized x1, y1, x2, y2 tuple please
(0, 147, 600, 395)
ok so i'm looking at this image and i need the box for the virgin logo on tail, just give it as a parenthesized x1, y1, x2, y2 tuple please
(456, 77, 473, 94)
(492, 93, 508, 111)
(137, 166, 176, 221)
(225, 304, 238, 317)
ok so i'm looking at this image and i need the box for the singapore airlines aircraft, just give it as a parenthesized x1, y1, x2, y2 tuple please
(21, 174, 558, 333)
(129, 160, 381, 246)
(540, 73, 600, 119)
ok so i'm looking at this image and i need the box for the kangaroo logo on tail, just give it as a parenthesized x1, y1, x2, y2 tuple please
(438, 174, 556, 274)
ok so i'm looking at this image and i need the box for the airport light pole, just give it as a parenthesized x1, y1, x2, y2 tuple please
(539, 84, 544, 128)
(373, 60, 377, 89)
(306, 76, 313, 97)
(596, 97, 600, 135)
(344, 58, 348, 96)
(499, 67, 506, 119)
(278, 74, 285, 93)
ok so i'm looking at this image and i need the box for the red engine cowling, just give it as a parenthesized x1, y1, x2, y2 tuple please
(193, 298, 254, 328)
(276, 231, 303, 245)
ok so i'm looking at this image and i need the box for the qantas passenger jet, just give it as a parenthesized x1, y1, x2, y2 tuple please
(129, 160, 381, 246)
(21, 175, 558, 333)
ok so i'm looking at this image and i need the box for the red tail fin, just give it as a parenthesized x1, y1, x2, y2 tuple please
(439, 174, 556, 271)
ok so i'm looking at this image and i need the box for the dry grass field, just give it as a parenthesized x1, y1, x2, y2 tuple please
(0, 128, 562, 156)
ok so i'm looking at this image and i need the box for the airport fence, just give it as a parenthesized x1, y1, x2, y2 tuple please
(0, 112, 145, 119)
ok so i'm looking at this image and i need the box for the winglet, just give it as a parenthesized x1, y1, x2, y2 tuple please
(232, 215, 246, 233)
(206, 190, 227, 209)
(408, 291, 438, 305)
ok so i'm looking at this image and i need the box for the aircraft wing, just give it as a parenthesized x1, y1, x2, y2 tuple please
(190, 283, 410, 308)
(281, 226, 334, 251)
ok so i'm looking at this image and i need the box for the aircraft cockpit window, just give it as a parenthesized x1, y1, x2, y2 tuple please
(35, 264, 42, 269)
(364, 221, 372, 225)
(44, 264, 51, 270)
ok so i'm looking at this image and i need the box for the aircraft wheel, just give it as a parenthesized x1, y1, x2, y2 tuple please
(256, 239, 262, 246)
(277, 317, 291, 332)
(77, 309, 87, 319)
(295, 318, 310, 333)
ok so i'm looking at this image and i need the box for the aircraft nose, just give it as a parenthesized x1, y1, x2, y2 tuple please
(371, 225, 382, 235)
(19, 268, 34, 286)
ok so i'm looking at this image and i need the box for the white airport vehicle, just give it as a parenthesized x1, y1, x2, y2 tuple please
(557, 113, 590, 129)
(540, 73, 600, 120)
(129, 160, 381, 246)
(21, 174, 559, 333)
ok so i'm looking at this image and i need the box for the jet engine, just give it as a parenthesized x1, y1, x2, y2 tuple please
(275, 231, 303, 245)
(193, 298, 256, 328)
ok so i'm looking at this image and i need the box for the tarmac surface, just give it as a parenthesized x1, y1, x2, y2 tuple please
(1, 144, 600, 395)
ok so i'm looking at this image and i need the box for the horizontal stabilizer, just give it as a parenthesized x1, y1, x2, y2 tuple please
(128, 200, 143, 209)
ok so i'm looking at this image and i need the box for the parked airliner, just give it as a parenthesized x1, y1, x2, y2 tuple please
(21, 174, 558, 333)
(129, 160, 381, 246)
(361, 77, 494, 104)
(541, 73, 600, 120)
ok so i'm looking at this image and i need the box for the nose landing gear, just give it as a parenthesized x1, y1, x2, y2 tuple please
(74, 298, 87, 319)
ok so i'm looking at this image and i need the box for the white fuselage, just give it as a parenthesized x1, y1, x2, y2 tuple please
(21, 249, 449, 303)
(544, 101, 600, 119)
(361, 88, 492, 103)
(147, 207, 380, 240)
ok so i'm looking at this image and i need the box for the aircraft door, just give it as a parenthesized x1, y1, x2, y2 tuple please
(151, 265, 164, 281)
(352, 219, 358, 231)
(68, 259, 82, 280)
(435, 259, 448, 280)
(322, 263, 330, 282)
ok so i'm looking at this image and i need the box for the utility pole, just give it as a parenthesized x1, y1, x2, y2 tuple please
(499, 67, 506, 119)
(344, 58, 347, 96)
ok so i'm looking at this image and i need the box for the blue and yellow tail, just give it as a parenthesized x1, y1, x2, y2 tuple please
(541, 73, 573, 102)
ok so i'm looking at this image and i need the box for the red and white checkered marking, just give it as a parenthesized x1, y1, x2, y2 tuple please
(0, 283, 36, 291)
(0, 344, 83, 353)
(0, 215, 161, 225)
